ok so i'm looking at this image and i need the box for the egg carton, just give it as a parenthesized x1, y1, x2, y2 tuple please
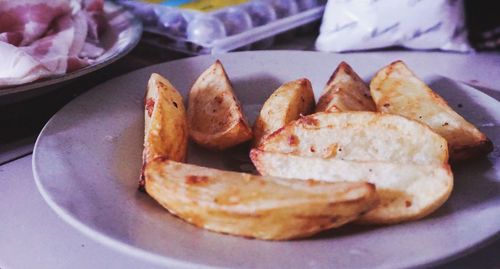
(116, 0, 326, 54)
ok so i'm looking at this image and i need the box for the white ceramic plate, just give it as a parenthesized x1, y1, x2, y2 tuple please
(33, 51, 500, 269)
(0, 1, 142, 104)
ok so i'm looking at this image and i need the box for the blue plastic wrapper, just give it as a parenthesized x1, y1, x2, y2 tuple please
(115, 0, 326, 54)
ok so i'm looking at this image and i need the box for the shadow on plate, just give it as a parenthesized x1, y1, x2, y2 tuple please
(111, 74, 499, 243)
(232, 73, 284, 106)
(412, 76, 500, 220)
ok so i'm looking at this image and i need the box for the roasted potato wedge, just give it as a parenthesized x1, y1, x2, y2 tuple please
(258, 112, 449, 165)
(187, 60, 252, 151)
(316, 62, 376, 113)
(370, 61, 493, 162)
(251, 150, 453, 224)
(142, 73, 188, 187)
(253, 78, 315, 147)
(144, 158, 378, 240)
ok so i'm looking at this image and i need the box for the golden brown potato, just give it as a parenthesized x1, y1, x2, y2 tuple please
(142, 73, 188, 187)
(188, 60, 252, 151)
(316, 61, 376, 113)
(257, 112, 449, 165)
(370, 60, 493, 162)
(253, 78, 315, 147)
(250, 149, 453, 224)
(253, 112, 451, 224)
(144, 158, 378, 240)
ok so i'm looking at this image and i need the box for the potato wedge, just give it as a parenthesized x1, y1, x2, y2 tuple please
(142, 73, 188, 187)
(144, 158, 378, 240)
(253, 78, 315, 147)
(258, 112, 448, 165)
(316, 62, 376, 113)
(370, 61, 493, 162)
(188, 60, 252, 151)
(250, 150, 453, 224)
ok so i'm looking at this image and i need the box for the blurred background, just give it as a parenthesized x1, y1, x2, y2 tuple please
(0, 1, 499, 268)
(1, 0, 499, 156)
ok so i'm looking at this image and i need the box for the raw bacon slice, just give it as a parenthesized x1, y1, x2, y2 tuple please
(0, 0, 72, 46)
(0, 42, 49, 86)
(83, 0, 107, 42)
(82, 0, 104, 12)
(0, 0, 107, 87)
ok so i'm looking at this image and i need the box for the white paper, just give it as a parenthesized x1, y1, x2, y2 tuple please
(316, 0, 471, 52)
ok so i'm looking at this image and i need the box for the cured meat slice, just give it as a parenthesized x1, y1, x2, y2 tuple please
(0, 0, 107, 87)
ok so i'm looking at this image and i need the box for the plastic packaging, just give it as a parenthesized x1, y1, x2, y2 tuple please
(116, 0, 325, 54)
(316, 0, 471, 53)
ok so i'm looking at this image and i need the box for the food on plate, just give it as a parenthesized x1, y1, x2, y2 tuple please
(370, 60, 493, 162)
(250, 150, 453, 224)
(0, 0, 107, 87)
(253, 78, 315, 147)
(143, 157, 378, 240)
(257, 112, 448, 164)
(188, 60, 253, 151)
(316, 61, 376, 112)
(252, 112, 451, 223)
(139, 59, 490, 237)
(141, 73, 188, 187)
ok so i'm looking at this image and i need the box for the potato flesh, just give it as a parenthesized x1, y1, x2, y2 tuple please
(259, 112, 448, 165)
(316, 62, 376, 112)
(370, 61, 492, 161)
(188, 60, 252, 150)
(189, 82, 239, 135)
(254, 111, 452, 223)
(250, 150, 453, 224)
(144, 158, 378, 240)
(253, 78, 315, 147)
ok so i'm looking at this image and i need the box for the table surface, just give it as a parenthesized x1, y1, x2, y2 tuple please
(1, 33, 499, 269)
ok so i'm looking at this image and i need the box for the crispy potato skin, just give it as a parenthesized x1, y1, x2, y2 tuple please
(142, 73, 188, 187)
(188, 60, 253, 151)
(250, 149, 453, 224)
(144, 158, 378, 240)
(370, 60, 493, 162)
(258, 112, 449, 164)
(316, 62, 376, 113)
(253, 78, 315, 147)
(253, 112, 453, 224)
(450, 140, 494, 162)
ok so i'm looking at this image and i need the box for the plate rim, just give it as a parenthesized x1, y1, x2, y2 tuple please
(32, 50, 500, 269)
(32, 155, 216, 269)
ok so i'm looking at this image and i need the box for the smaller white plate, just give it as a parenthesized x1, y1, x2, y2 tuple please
(0, 1, 142, 104)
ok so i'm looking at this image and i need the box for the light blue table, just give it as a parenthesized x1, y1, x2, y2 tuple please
(1, 47, 499, 269)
